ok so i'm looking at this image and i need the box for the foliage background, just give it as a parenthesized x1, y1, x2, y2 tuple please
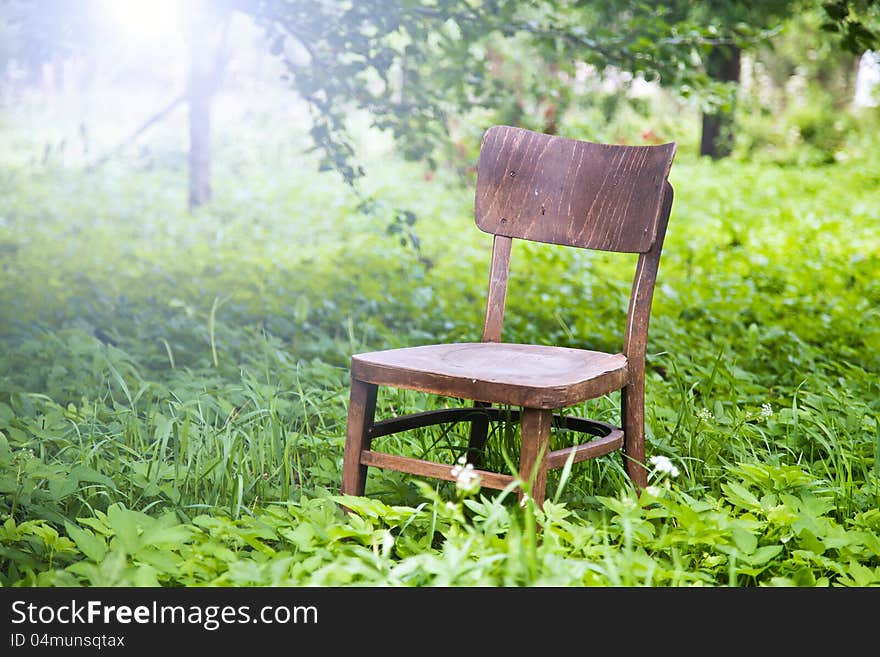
(0, 1, 878, 586)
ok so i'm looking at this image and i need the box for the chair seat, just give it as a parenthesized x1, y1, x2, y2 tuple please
(351, 342, 628, 410)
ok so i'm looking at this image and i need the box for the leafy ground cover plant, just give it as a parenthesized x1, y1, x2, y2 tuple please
(1, 101, 878, 586)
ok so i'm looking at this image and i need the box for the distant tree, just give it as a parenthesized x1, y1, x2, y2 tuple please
(246, 1, 773, 177)
(251, 1, 862, 171)
(683, 1, 801, 158)
(820, 0, 880, 52)
(240, 0, 880, 184)
(7, 0, 872, 211)
(0, 0, 231, 210)
(0, 0, 96, 88)
(184, 2, 231, 209)
(663, 0, 879, 157)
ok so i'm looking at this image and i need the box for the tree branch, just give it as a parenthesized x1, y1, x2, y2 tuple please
(87, 93, 186, 170)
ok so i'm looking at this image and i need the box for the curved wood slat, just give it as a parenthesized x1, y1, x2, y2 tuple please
(475, 125, 676, 253)
(359, 450, 516, 491)
(546, 429, 624, 469)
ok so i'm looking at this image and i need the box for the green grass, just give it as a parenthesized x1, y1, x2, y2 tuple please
(1, 100, 879, 586)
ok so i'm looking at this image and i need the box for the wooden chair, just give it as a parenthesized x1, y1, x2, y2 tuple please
(341, 125, 676, 508)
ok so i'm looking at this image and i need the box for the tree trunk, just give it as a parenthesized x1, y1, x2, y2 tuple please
(185, 7, 230, 210)
(187, 25, 214, 210)
(188, 85, 212, 209)
(700, 44, 741, 159)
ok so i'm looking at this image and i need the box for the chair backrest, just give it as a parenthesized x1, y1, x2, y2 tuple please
(473, 125, 676, 351)
(475, 125, 676, 253)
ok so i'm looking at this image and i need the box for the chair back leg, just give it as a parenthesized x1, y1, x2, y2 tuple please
(466, 401, 492, 465)
(622, 383, 648, 489)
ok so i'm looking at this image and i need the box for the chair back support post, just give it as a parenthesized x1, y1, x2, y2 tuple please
(482, 235, 513, 342)
(620, 182, 673, 489)
(622, 182, 675, 364)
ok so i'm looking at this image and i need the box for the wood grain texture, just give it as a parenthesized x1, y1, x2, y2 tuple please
(475, 125, 676, 253)
(482, 235, 512, 342)
(360, 450, 515, 490)
(519, 408, 552, 506)
(622, 380, 647, 488)
(352, 342, 628, 410)
(545, 428, 623, 469)
(619, 182, 673, 488)
(623, 182, 674, 362)
(340, 379, 377, 497)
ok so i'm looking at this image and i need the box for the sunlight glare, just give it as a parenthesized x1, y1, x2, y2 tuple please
(96, 0, 185, 42)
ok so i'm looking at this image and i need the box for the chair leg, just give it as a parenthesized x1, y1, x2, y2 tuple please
(466, 401, 491, 465)
(622, 383, 647, 490)
(341, 378, 378, 498)
(519, 408, 552, 508)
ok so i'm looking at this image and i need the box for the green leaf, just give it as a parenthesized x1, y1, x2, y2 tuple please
(731, 526, 758, 554)
(0, 402, 14, 428)
(68, 465, 116, 488)
(795, 529, 826, 555)
(142, 524, 193, 548)
(48, 476, 79, 501)
(64, 522, 107, 562)
(130, 564, 162, 587)
(741, 544, 783, 566)
(0, 433, 11, 466)
(107, 504, 143, 554)
(136, 550, 181, 577)
(721, 481, 761, 511)
(279, 523, 317, 551)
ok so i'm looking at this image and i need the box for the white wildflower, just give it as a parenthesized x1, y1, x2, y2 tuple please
(15, 448, 35, 462)
(451, 457, 481, 495)
(761, 403, 773, 418)
(697, 408, 714, 422)
(649, 454, 680, 477)
(620, 494, 637, 509)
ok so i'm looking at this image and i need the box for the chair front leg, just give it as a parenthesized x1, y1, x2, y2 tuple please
(341, 378, 378, 498)
(519, 407, 552, 508)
